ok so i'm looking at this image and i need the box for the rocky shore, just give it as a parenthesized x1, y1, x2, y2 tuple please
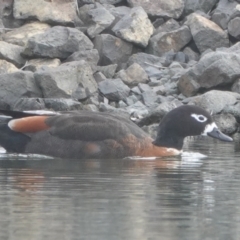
(0, 0, 240, 138)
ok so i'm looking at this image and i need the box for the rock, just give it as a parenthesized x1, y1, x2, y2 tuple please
(127, 52, 165, 70)
(94, 34, 133, 69)
(178, 50, 240, 97)
(0, 71, 42, 109)
(213, 113, 238, 135)
(211, 0, 239, 30)
(0, 41, 25, 67)
(94, 72, 107, 83)
(138, 83, 152, 92)
(96, 64, 118, 78)
(44, 98, 83, 111)
(183, 47, 200, 61)
(125, 100, 149, 117)
(144, 66, 163, 79)
(2, 21, 51, 47)
(228, 17, 240, 40)
(87, 3, 115, 38)
(24, 58, 61, 72)
(223, 101, 240, 122)
(98, 0, 125, 4)
(23, 26, 93, 59)
(116, 63, 148, 86)
(188, 90, 240, 114)
(34, 60, 97, 98)
(147, 25, 192, 56)
(125, 94, 139, 105)
(98, 78, 130, 101)
(13, 0, 79, 25)
(183, 0, 218, 16)
(232, 79, 240, 93)
(0, 59, 19, 74)
(185, 13, 229, 53)
(126, 0, 184, 19)
(153, 19, 180, 36)
(141, 90, 158, 107)
(174, 52, 188, 63)
(112, 7, 154, 47)
(65, 49, 99, 72)
(142, 123, 158, 139)
(138, 99, 183, 126)
(13, 97, 45, 111)
(107, 6, 131, 26)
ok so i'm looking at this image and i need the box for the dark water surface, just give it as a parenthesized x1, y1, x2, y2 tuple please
(0, 135, 240, 240)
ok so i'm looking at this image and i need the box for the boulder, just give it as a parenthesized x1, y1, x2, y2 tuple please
(94, 34, 133, 69)
(231, 79, 240, 94)
(2, 21, 51, 47)
(13, 0, 79, 25)
(112, 7, 154, 47)
(24, 58, 61, 72)
(146, 25, 192, 56)
(223, 101, 240, 122)
(96, 64, 118, 78)
(65, 49, 100, 72)
(116, 63, 148, 86)
(23, 26, 93, 59)
(228, 17, 240, 40)
(98, 78, 130, 101)
(213, 113, 238, 135)
(188, 90, 240, 114)
(141, 90, 158, 107)
(185, 13, 229, 53)
(0, 71, 42, 109)
(34, 61, 97, 98)
(153, 19, 180, 36)
(0, 59, 19, 74)
(126, 0, 184, 19)
(178, 50, 240, 97)
(0, 41, 25, 67)
(87, 3, 115, 38)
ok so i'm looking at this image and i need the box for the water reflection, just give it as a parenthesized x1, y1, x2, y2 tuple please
(0, 136, 239, 239)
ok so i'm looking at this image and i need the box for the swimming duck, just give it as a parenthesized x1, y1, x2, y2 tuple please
(0, 105, 232, 159)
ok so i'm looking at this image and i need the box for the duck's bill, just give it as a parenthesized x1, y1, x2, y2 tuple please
(207, 127, 233, 142)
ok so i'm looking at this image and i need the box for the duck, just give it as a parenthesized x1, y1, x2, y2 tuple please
(0, 105, 233, 159)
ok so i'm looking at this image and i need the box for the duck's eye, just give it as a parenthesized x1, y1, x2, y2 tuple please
(191, 114, 207, 123)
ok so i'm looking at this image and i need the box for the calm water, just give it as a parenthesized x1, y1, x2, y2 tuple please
(0, 135, 240, 240)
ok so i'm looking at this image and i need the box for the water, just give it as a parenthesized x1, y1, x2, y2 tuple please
(0, 135, 240, 240)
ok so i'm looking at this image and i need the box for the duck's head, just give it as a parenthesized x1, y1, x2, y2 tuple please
(153, 105, 233, 150)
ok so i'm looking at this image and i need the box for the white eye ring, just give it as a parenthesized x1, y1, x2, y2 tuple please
(191, 114, 207, 123)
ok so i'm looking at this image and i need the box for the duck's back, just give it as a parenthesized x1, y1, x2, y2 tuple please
(25, 111, 151, 159)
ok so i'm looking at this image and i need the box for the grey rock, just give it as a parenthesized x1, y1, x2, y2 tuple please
(213, 113, 238, 134)
(211, 0, 239, 29)
(127, 52, 165, 70)
(13, 0, 78, 25)
(0, 71, 42, 109)
(112, 7, 153, 47)
(34, 60, 97, 98)
(126, 0, 184, 19)
(142, 123, 158, 139)
(147, 25, 192, 56)
(228, 17, 240, 40)
(0, 60, 19, 74)
(131, 86, 142, 95)
(96, 64, 118, 78)
(152, 18, 165, 28)
(141, 90, 158, 107)
(125, 94, 139, 106)
(98, 78, 130, 101)
(72, 86, 89, 101)
(144, 66, 163, 79)
(2, 22, 51, 47)
(93, 71, 107, 83)
(138, 99, 182, 126)
(178, 50, 240, 97)
(232, 79, 240, 93)
(82, 104, 99, 112)
(125, 100, 149, 117)
(23, 26, 93, 59)
(97, 0, 124, 4)
(65, 49, 100, 72)
(188, 90, 240, 114)
(13, 97, 45, 111)
(44, 98, 83, 111)
(24, 58, 61, 72)
(94, 34, 133, 69)
(174, 52, 188, 63)
(99, 102, 129, 118)
(183, 47, 200, 61)
(183, 0, 218, 16)
(153, 19, 180, 36)
(0, 41, 25, 67)
(138, 83, 152, 93)
(185, 13, 229, 53)
(108, 6, 131, 23)
(116, 63, 148, 86)
(87, 3, 115, 38)
(223, 101, 240, 122)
